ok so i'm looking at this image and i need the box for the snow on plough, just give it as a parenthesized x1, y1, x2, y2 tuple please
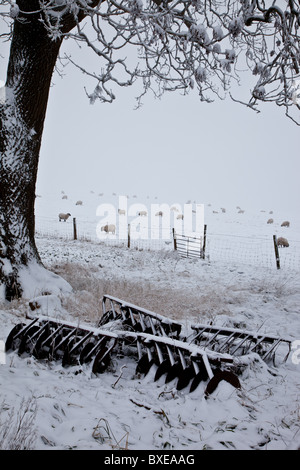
(5, 295, 292, 396)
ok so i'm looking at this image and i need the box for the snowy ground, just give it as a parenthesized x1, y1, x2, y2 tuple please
(1, 192, 300, 451)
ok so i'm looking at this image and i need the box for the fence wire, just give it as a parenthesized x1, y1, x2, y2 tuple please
(35, 216, 300, 271)
(206, 232, 300, 270)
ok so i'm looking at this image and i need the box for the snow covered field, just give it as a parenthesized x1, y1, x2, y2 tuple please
(1, 191, 300, 451)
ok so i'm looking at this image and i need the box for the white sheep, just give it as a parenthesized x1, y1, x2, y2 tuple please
(277, 237, 289, 248)
(281, 220, 290, 227)
(118, 209, 126, 215)
(76, 200, 83, 206)
(267, 218, 274, 224)
(59, 212, 71, 222)
(101, 224, 116, 234)
(138, 210, 147, 216)
(177, 214, 184, 220)
(155, 211, 163, 216)
(62, 195, 68, 200)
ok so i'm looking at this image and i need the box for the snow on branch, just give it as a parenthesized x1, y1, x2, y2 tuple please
(1, 0, 300, 120)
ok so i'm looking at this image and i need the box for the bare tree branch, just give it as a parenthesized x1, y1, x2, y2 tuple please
(1, 0, 300, 118)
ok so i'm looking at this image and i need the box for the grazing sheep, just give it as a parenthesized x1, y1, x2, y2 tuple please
(59, 212, 71, 222)
(238, 209, 245, 214)
(170, 206, 179, 212)
(267, 218, 274, 224)
(177, 214, 184, 220)
(101, 224, 116, 234)
(76, 200, 83, 206)
(281, 220, 290, 227)
(138, 210, 147, 216)
(62, 195, 68, 200)
(212, 210, 219, 214)
(277, 237, 289, 248)
(118, 209, 126, 215)
(155, 211, 163, 216)
(221, 208, 226, 213)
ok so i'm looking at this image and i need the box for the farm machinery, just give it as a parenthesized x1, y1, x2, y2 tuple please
(5, 295, 292, 395)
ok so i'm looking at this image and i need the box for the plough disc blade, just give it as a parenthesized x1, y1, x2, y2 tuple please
(32, 327, 54, 360)
(189, 364, 209, 393)
(62, 339, 78, 367)
(154, 359, 171, 382)
(204, 370, 241, 397)
(176, 366, 196, 391)
(5, 323, 25, 352)
(165, 362, 183, 384)
(79, 341, 98, 365)
(136, 354, 155, 376)
(92, 339, 117, 374)
(18, 325, 42, 356)
(92, 346, 110, 374)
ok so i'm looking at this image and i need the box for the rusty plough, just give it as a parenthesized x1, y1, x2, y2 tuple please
(5, 294, 292, 396)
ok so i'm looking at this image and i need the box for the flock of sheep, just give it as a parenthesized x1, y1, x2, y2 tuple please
(100, 207, 184, 235)
(209, 205, 291, 249)
(267, 219, 290, 247)
(58, 199, 185, 235)
(58, 193, 292, 248)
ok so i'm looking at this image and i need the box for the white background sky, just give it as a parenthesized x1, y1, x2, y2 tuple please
(1, 25, 299, 216)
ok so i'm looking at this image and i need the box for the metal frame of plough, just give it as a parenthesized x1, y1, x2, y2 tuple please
(99, 295, 243, 393)
(5, 294, 292, 396)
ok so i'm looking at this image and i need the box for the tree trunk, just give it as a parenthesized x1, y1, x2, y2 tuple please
(0, 8, 69, 300)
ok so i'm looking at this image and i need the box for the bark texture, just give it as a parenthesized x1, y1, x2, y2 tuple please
(0, 3, 63, 299)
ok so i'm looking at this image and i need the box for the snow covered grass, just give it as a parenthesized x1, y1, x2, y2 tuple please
(1, 233, 300, 450)
(1, 195, 300, 451)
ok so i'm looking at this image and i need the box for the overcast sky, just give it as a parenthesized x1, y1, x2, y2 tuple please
(1, 29, 299, 216)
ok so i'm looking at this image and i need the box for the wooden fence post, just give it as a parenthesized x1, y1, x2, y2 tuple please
(128, 224, 131, 248)
(73, 217, 77, 240)
(172, 228, 177, 251)
(273, 235, 280, 269)
(202, 224, 207, 259)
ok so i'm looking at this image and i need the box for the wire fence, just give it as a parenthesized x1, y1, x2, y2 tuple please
(35, 215, 174, 251)
(35, 215, 300, 271)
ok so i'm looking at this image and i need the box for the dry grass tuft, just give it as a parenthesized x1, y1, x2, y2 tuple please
(0, 398, 37, 450)
(49, 261, 243, 325)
